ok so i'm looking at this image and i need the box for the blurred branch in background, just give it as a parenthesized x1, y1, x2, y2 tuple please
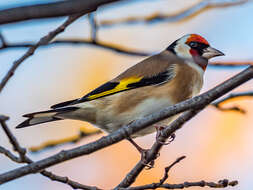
(0, 115, 102, 190)
(29, 129, 102, 153)
(212, 91, 253, 113)
(0, 0, 121, 25)
(99, 0, 248, 27)
(0, 0, 248, 25)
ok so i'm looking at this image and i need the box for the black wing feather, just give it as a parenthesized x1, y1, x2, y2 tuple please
(52, 70, 174, 108)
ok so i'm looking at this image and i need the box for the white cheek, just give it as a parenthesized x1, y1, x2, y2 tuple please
(174, 44, 192, 59)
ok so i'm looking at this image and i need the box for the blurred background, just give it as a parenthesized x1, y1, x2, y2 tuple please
(0, 0, 253, 189)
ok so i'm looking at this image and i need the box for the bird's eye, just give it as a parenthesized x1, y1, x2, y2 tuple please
(189, 42, 198, 48)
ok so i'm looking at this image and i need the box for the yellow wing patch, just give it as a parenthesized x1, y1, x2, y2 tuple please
(86, 76, 143, 100)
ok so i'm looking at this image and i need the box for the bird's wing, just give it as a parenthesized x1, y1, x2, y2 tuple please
(51, 51, 182, 109)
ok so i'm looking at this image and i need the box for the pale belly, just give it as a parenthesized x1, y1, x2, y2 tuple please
(95, 97, 177, 138)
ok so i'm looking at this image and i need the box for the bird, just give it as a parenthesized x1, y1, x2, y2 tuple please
(16, 34, 224, 154)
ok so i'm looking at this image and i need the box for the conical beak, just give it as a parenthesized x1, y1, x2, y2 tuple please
(202, 46, 225, 59)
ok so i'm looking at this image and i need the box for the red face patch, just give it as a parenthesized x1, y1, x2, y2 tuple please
(186, 34, 209, 45)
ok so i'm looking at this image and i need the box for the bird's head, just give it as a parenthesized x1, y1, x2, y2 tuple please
(167, 34, 224, 69)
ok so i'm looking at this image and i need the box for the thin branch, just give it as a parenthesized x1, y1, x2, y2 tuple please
(210, 61, 253, 67)
(0, 115, 26, 161)
(0, 66, 252, 185)
(0, 146, 21, 163)
(0, 0, 122, 25)
(29, 129, 102, 153)
(0, 32, 6, 47)
(0, 13, 83, 93)
(0, 38, 151, 56)
(0, 115, 102, 190)
(212, 91, 253, 113)
(159, 156, 186, 186)
(121, 179, 238, 190)
(99, 0, 248, 27)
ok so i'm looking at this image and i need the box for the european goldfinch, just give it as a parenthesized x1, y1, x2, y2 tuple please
(17, 34, 224, 141)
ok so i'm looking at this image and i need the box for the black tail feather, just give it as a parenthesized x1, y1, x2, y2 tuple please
(16, 107, 79, 129)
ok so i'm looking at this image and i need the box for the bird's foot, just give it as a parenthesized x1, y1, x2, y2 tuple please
(155, 125, 176, 145)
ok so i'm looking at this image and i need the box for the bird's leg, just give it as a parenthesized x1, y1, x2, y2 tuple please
(127, 137, 154, 169)
(155, 125, 176, 145)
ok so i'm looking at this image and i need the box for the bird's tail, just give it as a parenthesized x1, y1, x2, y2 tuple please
(16, 107, 78, 129)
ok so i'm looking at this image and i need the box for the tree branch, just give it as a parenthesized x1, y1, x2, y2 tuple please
(119, 156, 237, 189)
(0, 115, 102, 190)
(0, 66, 252, 185)
(0, 13, 83, 93)
(0, 115, 26, 161)
(0, 146, 21, 163)
(0, 38, 151, 56)
(99, 0, 248, 27)
(159, 156, 186, 186)
(121, 179, 238, 190)
(0, 0, 122, 25)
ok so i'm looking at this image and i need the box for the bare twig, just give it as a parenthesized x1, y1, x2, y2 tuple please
(0, 0, 122, 25)
(100, 0, 248, 27)
(159, 156, 186, 186)
(0, 66, 252, 185)
(29, 129, 102, 153)
(0, 38, 151, 56)
(0, 115, 26, 161)
(212, 91, 253, 113)
(210, 61, 253, 67)
(0, 146, 21, 163)
(0, 115, 102, 190)
(0, 14, 83, 93)
(121, 179, 238, 190)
